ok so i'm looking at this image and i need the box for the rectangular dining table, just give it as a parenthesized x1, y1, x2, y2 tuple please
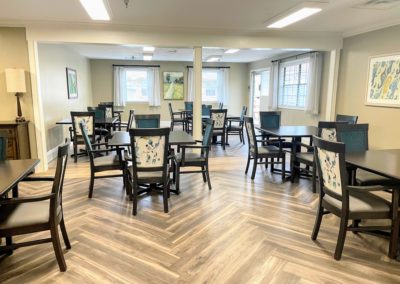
(56, 117, 118, 126)
(346, 149, 400, 259)
(0, 159, 40, 197)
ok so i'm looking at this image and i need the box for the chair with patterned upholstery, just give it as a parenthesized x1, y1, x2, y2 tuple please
(336, 114, 358, 124)
(127, 127, 171, 215)
(210, 109, 228, 150)
(0, 142, 71, 271)
(335, 123, 397, 186)
(0, 136, 7, 161)
(135, 114, 160, 128)
(175, 119, 214, 192)
(80, 121, 126, 198)
(226, 106, 247, 145)
(311, 136, 398, 260)
(70, 111, 101, 163)
(244, 116, 286, 180)
(99, 102, 121, 130)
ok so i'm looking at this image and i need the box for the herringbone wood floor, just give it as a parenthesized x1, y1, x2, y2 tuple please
(1, 135, 400, 283)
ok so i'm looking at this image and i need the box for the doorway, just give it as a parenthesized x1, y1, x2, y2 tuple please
(250, 69, 270, 125)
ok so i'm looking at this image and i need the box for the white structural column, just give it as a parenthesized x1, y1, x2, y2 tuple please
(325, 49, 341, 121)
(192, 47, 203, 142)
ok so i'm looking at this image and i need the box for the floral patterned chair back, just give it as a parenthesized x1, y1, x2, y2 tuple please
(313, 136, 347, 199)
(336, 123, 369, 154)
(210, 109, 227, 130)
(244, 116, 256, 151)
(71, 111, 95, 138)
(129, 128, 170, 179)
(317, 121, 347, 142)
(0, 136, 7, 161)
(98, 102, 114, 118)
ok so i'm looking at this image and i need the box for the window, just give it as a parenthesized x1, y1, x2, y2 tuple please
(278, 59, 309, 109)
(202, 69, 218, 102)
(125, 69, 148, 102)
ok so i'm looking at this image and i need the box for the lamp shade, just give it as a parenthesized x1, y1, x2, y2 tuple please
(5, 68, 26, 93)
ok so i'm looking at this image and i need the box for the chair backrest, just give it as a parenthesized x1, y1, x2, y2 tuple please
(210, 109, 227, 131)
(98, 102, 114, 118)
(50, 141, 69, 220)
(202, 118, 215, 147)
(317, 121, 347, 142)
(336, 114, 358, 124)
(87, 107, 105, 120)
(239, 106, 248, 125)
(79, 121, 93, 153)
(313, 136, 348, 204)
(336, 123, 369, 153)
(202, 104, 212, 116)
(135, 114, 160, 128)
(184, 101, 193, 111)
(168, 103, 174, 119)
(126, 109, 135, 131)
(71, 111, 96, 142)
(218, 102, 223, 109)
(259, 111, 281, 129)
(244, 116, 257, 152)
(129, 127, 170, 179)
(0, 136, 7, 161)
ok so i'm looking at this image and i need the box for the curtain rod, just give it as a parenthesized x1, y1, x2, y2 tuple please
(186, 66, 231, 69)
(271, 51, 319, 63)
(112, 64, 161, 67)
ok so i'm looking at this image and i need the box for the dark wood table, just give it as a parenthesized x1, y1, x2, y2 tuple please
(0, 159, 40, 197)
(56, 117, 118, 126)
(257, 126, 318, 180)
(346, 149, 400, 259)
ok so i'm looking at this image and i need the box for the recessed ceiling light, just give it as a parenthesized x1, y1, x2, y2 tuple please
(225, 49, 240, 54)
(143, 46, 155, 52)
(205, 55, 222, 62)
(143, 54, 153, 61)
(79, 0, 110, 21)
(265, 1, 327, 29)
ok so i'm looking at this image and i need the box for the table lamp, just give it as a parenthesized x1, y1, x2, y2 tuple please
(5, 68, 26, 122)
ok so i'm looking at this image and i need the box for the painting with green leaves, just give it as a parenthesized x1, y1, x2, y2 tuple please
(66, 68, 78, 99)
(163, 71, 184, 100)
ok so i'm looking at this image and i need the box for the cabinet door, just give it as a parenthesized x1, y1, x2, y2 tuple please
(0, 128, 17, 159)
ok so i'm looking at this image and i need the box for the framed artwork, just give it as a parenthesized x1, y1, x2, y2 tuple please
(66, 68, 78, 99)
(163, 71, 184, 100)
(365, 53, 400, 107)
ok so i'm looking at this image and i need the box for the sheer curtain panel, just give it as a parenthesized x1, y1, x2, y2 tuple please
(147, 67, 161, 107)
(113, 66, 127, 107)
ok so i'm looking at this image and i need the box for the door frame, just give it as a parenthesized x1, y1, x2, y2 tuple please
(249, 67, 270, 118)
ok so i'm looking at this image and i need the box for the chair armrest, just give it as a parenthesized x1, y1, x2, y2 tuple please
(346, 185, 394, 193)
(91, 142, 110, 147)
(90, 148, 119, 154)
(180, 145, 209, 150)
(22, 176, 55, 182)
(0, 193, 55, 205)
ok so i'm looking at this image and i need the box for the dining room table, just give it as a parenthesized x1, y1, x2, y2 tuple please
(0, 159, 40, 198)
(346, 149, 400, 259)
(56, 117, 119, 127)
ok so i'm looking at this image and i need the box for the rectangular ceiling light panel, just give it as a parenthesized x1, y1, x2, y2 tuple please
(80, 0, 110, 21)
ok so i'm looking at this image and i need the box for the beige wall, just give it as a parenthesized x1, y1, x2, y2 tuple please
(0, 27, 37, 157)
(248, 52, 331, 126)
(38, 43, 93, 152)
(336, 24, 400, 149)
(90, 59, 249, 121)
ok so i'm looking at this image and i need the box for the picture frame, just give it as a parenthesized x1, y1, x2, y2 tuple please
(66, 68, 78, 99)
(163, 71, 184, 100)
(365, 53, 400, 107)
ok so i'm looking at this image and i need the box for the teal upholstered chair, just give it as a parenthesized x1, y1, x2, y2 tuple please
(135, 114, 160, 128)
(0, 136, 7, 161)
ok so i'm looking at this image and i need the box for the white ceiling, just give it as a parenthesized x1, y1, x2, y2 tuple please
(63, 43, 301, 63)
(1, 0, 400, 35)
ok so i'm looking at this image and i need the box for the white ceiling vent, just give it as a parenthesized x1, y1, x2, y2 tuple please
(354, 0, 400, 10)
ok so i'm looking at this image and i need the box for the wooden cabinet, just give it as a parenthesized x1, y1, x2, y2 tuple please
(0, 121, 31, 160)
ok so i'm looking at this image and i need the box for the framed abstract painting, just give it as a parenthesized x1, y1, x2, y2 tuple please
(163, 71, 184, 100)
(66, 68, 78, 99)
(365, 53, 400, 107)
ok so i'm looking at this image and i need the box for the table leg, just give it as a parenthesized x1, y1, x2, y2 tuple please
(389, 189, 400, 259)
(12, 184, 18, 198)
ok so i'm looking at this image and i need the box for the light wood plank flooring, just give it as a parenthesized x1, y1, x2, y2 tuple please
(1, 136, 400, 283)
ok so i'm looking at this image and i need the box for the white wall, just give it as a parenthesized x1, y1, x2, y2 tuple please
(38, 43, 93, 154)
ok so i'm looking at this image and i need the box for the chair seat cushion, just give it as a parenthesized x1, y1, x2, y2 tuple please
(175, 152, 206, 163)
(356, 169, 399, 186)
(128, 167, 164, 182)
(268, 140, 293, 149)
(227, 125, 242, 131)
(0, 201, 56, 230)
(323, 190, 390, 215)
(296, 152, 314, 164)
(94, 153, 122, 167)
(252, 145, 280, 155)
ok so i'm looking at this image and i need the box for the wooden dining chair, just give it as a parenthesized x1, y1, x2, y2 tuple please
(210, 109, 228, 150)
(311, 136, 399, 260)
(259, 111, 292, 149)
(226, 106, 247, 145)
(202, 104, 212, 116)
(244, 116, 286, 180)
(175, 119, 214, 192)
(0, 136, 7, 161)
(0, 142, 71, 271)
(336, 114, 358, 124)
(80, 121, 126, 198)
(127, 127, 171, 215)
(135, 114, 160, 128)
(168, 103, 186, 131)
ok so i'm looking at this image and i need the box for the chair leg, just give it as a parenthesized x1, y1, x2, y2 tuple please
(205, 165, 212, 190)
(281, 155, 286, 181)
(73, 144, 77, 163)
(334, 215, 348, 260)
(245, 155, 251, 174)
(88, 172, 95, 198)
(50, 225, 67, 272)
(132, 183, 138, 216)
(270, 158, 274, 173)
(59, 218, 71, 249)
(201, 166, 207, 182)
(6, 236, 13, 255)
(163, 182, 169, 213)
(175, 164, 180, 194)
(311, 202, 324, 240)
(222, 133, 226, 150)
(251, 157, 257, 179)
(312, 164, 317, 193)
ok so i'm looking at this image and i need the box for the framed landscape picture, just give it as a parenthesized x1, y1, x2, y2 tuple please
(365, 53, 400, 107)
(66, 68, 78, 99)
(163, 71, 184, 100)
